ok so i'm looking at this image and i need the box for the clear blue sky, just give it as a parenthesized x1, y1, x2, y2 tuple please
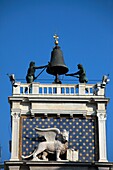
(0, 0, 113, 162)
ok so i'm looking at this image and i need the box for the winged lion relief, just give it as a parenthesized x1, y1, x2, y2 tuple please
(22, 127, 69, 161)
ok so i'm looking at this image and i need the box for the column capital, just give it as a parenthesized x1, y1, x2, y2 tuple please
(97, 111, 106, 120)
(11, 112, 20, 118)
(11, 108, 21, 118)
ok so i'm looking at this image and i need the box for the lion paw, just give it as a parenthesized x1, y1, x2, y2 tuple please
(56, 158, 61, 161)
(32, 157, 40, 161)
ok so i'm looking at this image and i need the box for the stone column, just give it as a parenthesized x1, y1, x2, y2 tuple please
(10, 112, 20, 161)
(97, 111, 108, 162)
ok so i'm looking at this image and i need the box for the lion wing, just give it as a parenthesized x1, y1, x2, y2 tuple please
(35, 127, 60, 142)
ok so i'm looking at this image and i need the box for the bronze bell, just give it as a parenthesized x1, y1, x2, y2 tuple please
(46, 35, 69, 83)
(46, 46, 68, 75)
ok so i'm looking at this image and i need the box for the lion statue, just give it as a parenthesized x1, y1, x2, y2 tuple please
(22, 127, 69, 161)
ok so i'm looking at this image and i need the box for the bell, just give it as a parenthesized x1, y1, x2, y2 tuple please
(46, 45, 69, 76)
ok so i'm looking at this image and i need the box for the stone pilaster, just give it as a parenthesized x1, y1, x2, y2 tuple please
(97, 111, 108, 162)
(10, 112, 20, 161)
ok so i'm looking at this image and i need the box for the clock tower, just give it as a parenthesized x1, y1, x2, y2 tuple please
(5, 36, 112, 170)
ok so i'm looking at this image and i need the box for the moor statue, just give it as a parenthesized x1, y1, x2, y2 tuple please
(22, 128, 69, 161)
(65, 64, 88, 83)
(25, 61, 48, 92)
(26, 61, 47, 83)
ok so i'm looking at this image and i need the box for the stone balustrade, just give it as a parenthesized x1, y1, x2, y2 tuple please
(12, 82, 105, 96)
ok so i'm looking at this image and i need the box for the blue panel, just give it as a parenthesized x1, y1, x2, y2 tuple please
(22, 116, 97, 162)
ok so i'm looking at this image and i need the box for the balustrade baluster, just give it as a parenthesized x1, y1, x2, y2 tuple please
(42, 87, 44, 94)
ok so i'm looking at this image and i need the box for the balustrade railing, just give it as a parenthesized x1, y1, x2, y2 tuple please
(12, 82, 105, 96)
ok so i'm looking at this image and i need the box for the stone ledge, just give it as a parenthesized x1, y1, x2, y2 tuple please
(4, 161, 113, 170)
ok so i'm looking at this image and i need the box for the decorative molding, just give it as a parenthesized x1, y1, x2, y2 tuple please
(57, 113, 60, 118)
(97, 111, 106, 120)
(87, 111, 96, 116)
(11, 112, 20, 118)
(30, 109, 88, 115)
(44, 113, 48, 118)
(69, 113, 73, 118)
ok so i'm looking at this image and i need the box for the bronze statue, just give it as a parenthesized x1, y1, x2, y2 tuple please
(25, 61, 47, 93)
(26, 61, 47, 83)
(65, 64, 88, 83)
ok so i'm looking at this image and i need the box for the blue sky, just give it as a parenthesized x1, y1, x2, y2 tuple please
(0, 0, 113, 162)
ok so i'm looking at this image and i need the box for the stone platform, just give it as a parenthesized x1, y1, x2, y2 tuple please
(4, 161, 113, 170)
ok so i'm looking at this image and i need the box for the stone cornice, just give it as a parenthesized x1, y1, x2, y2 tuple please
(8, 96, 110, 104)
